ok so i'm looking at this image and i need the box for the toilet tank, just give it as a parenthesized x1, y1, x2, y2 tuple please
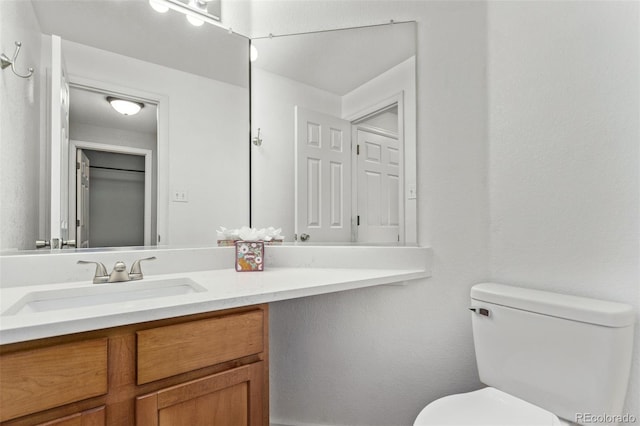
(470, 283, 635, 425)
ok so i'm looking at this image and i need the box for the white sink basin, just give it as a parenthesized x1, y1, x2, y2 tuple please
(2, 278, 207, 316)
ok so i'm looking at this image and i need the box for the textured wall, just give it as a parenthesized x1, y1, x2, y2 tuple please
(242, 1, 639, 425)
(488, 1, 639, 419)
(244, 2, 490, 425)
(0, 1, 42, 250)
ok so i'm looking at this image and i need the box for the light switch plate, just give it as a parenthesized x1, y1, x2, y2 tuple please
(172, 190, 189, 203)
(408, 184, 417, 200)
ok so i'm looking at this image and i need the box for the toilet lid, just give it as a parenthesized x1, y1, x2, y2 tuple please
(414, 387, 566, 426)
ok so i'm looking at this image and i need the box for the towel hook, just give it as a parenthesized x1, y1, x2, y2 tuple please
(1, 41, 35, 79)
(252, 128, 263, 146)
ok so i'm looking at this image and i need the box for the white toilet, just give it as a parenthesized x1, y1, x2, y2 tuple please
(414, 283, 635, 426)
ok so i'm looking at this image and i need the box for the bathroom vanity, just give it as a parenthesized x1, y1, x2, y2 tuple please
(0, 245, 432, 424)
(1, 305, 268, 425)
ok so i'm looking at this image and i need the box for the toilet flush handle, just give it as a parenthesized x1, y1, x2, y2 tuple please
(469, 307, 490, 317)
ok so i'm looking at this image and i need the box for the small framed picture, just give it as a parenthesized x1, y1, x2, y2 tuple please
(235, 241, 264, 272)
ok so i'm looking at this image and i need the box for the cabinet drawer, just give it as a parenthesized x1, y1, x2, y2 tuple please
(137, 310, 264, 384)
(0, 338, 108, 422)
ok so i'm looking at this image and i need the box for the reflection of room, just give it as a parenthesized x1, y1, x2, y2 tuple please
(69, 86, 157, 248)
(0, 0, 250, 250)
(251, 24, 417, 243)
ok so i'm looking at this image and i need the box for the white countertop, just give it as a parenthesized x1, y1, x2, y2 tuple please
(0, 266, 429, 345)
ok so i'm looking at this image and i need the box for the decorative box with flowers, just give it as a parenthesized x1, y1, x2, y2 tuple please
(235, 241, 264, 272)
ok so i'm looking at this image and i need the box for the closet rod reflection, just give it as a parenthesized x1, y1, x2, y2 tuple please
(89, 165, 144, 173)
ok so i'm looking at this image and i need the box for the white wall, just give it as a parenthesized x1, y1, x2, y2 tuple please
(488, 1, 639, 419)
(239, 2, 640, 423)
(357, 108, 398, 134)
(251, 67, 342, 240)
(244, 2, 490, 425)
(0, 1, 42, 250)
(71, 123, 156, 157)
(62, 40, 249, 246)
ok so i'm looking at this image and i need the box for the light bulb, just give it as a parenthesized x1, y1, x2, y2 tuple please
(250, 45, 258, 62)
(149, 0, 169, 13)
(186, 0, 207, 26)
(186, 14, 205, 26)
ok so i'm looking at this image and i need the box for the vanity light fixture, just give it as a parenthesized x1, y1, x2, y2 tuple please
(149, 0, 222, 29)
(186, 0, 206, 26)
(250, 44, 258, 62)
(107, 97, 144, 116)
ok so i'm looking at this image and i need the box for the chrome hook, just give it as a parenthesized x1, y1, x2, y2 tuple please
(1, 41, 35, 79)
(252, 128, 263, 146)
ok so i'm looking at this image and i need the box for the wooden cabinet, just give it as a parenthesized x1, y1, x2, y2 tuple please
(0, 305, 268, 426)
(136, 362, 265, 426)
(37, 407, 105, 426)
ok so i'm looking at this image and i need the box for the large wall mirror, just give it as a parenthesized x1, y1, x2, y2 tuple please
(0, 0, 250, 251)
(250, 22, 417, 244)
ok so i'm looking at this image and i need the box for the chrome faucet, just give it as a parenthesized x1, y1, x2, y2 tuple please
(78, 256, 157, 284)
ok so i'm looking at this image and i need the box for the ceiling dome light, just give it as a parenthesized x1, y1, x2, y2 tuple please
(149, 0, 169, 13)
(250, 44, 258, 62)
(107, 97, 144, 116)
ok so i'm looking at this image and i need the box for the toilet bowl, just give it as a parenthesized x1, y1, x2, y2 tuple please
(413, 283, 635, 426)
(414, 387, 570, 426)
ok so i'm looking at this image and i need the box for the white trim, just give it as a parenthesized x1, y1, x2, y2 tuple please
(50, 35, 63, 242)
(69, 75, 161, 104)
(353, 123, 398, 139)
(345, 92, 404, 123)
(67, 75, 169, 245)
(69, 140, 153, 246)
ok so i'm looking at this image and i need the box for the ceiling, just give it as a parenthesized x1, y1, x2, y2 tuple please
(31, 0, 249, 88)
(31, 1, 414, 129)
(252, 22, 416, 96)
(70, 87, 157, 135)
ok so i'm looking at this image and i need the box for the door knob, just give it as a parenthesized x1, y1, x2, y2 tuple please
(36, 240, 50, 249)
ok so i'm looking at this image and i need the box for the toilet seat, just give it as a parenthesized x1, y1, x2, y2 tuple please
(414, 387, 569, 426)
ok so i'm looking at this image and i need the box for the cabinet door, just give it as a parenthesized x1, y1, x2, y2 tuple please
(136, 362, 265, 426)
(37, 406, 105, 426)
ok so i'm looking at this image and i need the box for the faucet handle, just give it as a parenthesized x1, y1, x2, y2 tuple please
(129, 256, 157, 280)
(77, 260, 108, 284)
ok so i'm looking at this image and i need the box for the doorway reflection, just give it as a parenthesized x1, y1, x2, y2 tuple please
(80, 150, 146, 247)
(69, 86, 157, 247)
